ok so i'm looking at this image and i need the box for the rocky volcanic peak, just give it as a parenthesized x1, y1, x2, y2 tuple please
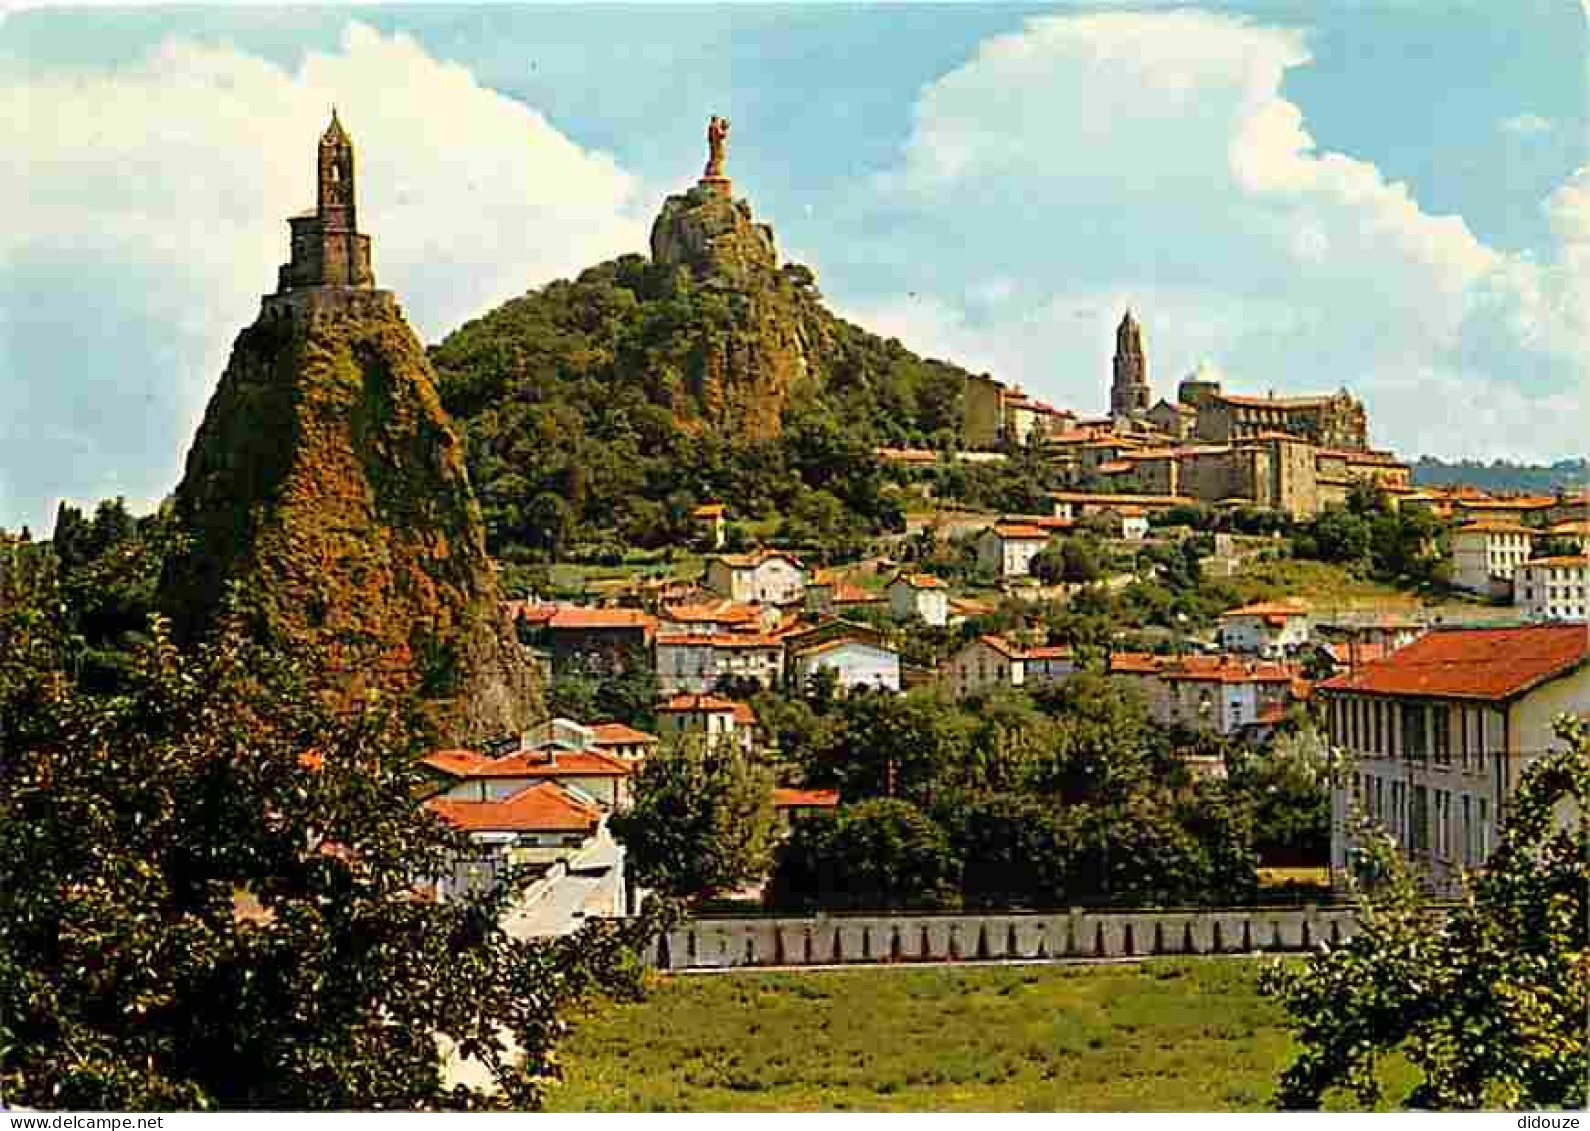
(648, 183, 823, 440)
(160, 292, 541, 746)
(650, 185, 780, 285)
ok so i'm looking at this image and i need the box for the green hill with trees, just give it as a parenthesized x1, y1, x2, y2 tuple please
(428, 185, 992, 565)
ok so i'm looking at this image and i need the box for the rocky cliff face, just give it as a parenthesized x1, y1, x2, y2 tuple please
(160, 290, 541, 745)
(649, 185, 822, 440)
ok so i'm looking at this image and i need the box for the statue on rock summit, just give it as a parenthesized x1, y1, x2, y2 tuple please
(702, 115, 730, 189)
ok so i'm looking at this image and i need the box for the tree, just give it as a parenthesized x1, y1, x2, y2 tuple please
(0, 599, 662, 1110)
(1261, 717, 1589, 1110)
(610, 734, 777, 899)
(766, 798, 961, 912)
(940, 791, 1070, 909)
(807, 688, 970, 805)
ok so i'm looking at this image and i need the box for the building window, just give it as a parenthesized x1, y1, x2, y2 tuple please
(1410, 785, 1430, 853)
(1372, 701, 1384, 754)
(1401, 703, 1428, 762)
(1461, 793, 1472, 864)
(1433, 707, 1452, 767)
(1478, 798, 1490, 860)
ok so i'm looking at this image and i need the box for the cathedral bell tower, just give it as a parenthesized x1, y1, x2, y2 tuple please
(274, 110, 375, 295)
(1110, 307, 1151, 419)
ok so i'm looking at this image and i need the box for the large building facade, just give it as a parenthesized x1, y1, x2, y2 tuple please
(1319, 624, 1589, 894)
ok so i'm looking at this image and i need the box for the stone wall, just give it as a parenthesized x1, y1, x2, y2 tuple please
(650, 905, 1362, 970)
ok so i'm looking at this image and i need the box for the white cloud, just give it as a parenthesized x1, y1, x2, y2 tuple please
(1500, 112, 1554, 136)
(0, 23, 649, 531)
(854, 11, 1587, 461)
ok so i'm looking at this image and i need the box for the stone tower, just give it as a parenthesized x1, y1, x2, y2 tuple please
(162, 114, 542, 745)
(275, 110, 375, 295)
(1111, 307, 1151, 419)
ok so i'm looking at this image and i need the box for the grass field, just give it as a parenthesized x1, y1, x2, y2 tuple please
(547, 958, 1413, 1112)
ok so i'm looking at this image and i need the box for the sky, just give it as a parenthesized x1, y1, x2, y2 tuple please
(2, 1, 1586, 533)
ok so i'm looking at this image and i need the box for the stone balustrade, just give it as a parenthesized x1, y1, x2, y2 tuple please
(650, 905, 1363, 970)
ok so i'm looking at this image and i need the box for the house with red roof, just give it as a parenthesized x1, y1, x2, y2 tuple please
(516, 605, 657, 676)
(654, 630, 785, 695)
(1318, 623, 1590, 893)
(788, 634, 902, 695)
(977, 523, 1053, 579)
(1216, 598, 1311, 656)
(771, 787, 840, 836)
(419, 716, 652, 810)
(886, 572, 949, 627)
(1450, 520, 1536, 596)
(1514, 555, 1588, 622)
(946, 634, 1077, 700)
(424, 780, 609, 901)
(1158, 655, 1305, 738)
(654, 694, 760, 754)
(704, 549, 807, 606)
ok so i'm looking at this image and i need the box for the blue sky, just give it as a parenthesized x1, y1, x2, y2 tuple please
(2, 2, 1586, 532)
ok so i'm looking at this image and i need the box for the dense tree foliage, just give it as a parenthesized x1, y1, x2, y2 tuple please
(1262, 718, 1588, 1110)
(767, 675, 1274, 910)
(766, 798, 962, 912)
(610, 733, 777, 899)
(0, 589, 663, 1110)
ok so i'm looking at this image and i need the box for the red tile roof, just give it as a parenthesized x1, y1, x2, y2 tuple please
(991, 523, 1052, 540)
(663, 600, 763, 627)
(655, 631, 784, 649)
(421, 748, 492, 778)
(590, 722, 660, 747)
(1523, 555, 1589, 568)
(426, 781, 601, 834)
(1318, 624, 1590, 701)
(1108, 651, 1165, 675)
(1453, 521, 1536, 536)
(1161, 656, 1296, 684)
(891, 572, 947, 590)
(1221, 599, 1309, 619)
(473, 745, 634, 778)
(548, 607, 657, 632)
(979, 634, 1074, 662)
(772, 787, 840, 810)
(658, 694, 758, 725)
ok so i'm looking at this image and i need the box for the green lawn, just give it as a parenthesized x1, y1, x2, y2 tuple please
(547, 958, 1414, 1112)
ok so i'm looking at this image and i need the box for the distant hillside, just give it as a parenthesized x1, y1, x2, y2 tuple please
(428, 183, 1033, 562)
(1410, 456, 1587, 494)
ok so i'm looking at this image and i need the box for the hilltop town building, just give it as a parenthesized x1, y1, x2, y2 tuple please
(1450, 521, 1536, 596)
(1514, 555, 1589, 622)
(1110, 309, 1151, 422)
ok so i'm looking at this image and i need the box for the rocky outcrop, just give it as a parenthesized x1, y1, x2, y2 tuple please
(160, 291, 541, 745)
(648, 185, 821, 440)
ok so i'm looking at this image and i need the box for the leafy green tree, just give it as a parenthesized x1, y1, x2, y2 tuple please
(766, 798, 961, 912)
(610, 734, 777, 899)
(1262, 717, 1589, 1110)
(807, 687, 970, 805)
(0, 600, 661, 1111)
(939, 791, 1070, 909)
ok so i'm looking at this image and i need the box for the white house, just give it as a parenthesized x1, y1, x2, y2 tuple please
(1157, 656, 1304, 737)
(1320, 623, 1590, 895)
(946, 635, 1076, 700)
(1514, 555, 1589, 622)
(654, 631, 785, 694)
(1098, 505, 1150, 541)
(976, 523, 1051, 579)
(704, 549, 807, 605)
(424, 780, 608, 900)
(1450, 521, 1535, 596)
(1216, 600, 1311, 656)
(887, 573, 949, 627)
(421, 732, 636, 812)
(654, 694, 758, 754)
(789, 635, 902, 694)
